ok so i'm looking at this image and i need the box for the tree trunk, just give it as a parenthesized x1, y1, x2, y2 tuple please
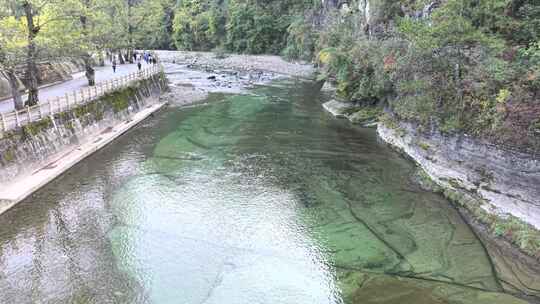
(127, 0, 134, 63)
(98, 51, 105, 66)
(2, 70, 23, 110)
(79, 4, 95, 86)
(23, 1, 40, 107)
(127, 49, 134, 64)
(118, 52, 125, 64)
(84, 55, 95, 86)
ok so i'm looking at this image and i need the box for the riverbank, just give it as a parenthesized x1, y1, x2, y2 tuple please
(0, 74, 532, 304)
(322, 98, 540, 302)
(158, 52, 315, 108)
(0, 72, 168, 215)
(0, 54, 315, 216)
(155, 50, 315, 78)
(0, 102, 166, 214)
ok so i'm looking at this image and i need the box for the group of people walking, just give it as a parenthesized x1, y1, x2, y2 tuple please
(134, 51, 157, 72)
(111, 50, 158, 73)
(134, 51, 157, 65)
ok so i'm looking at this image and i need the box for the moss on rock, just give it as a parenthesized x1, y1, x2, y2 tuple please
(348, 106, 382, 125)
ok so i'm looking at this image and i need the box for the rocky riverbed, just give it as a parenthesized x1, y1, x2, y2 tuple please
(156, 51, 315, 107)
(322, 97, 540, 303)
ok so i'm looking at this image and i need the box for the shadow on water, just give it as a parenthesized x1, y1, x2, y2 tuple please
(0, 78, 531, 303)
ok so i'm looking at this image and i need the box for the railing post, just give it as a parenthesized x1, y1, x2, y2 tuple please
(38, 102, 43, 119)
(73, 91, 77, 107)
(26, 106, 31, 123)
(15, 110, 19, 127)
(1, 113, 6, 132)
(58, 96, 62, 112)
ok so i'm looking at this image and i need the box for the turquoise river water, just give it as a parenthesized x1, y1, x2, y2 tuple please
(0, 78, 528, 303)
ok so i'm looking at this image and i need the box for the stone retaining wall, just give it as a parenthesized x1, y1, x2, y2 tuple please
(0, 72, 168, 184)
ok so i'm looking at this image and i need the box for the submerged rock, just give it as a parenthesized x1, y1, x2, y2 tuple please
(341, 271, 529, 304)
(322, 99, 357, 118)
(323, 100, 381, 127)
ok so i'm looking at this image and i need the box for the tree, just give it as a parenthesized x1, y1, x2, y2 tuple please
(68, 0, 117, 85)
(129, 0, 176, 50)
(22, 0, 41, 106)
(0, 0, 72, 107)
(0, 0, 60, 108)
(79, 0, 96, 85)
(0, 14, 26, 109)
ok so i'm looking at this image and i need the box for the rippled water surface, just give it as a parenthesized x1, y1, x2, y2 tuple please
(0, 78, 527, 303)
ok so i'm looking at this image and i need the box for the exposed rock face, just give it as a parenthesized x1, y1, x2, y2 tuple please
(377, 120, 540, 300)
(377, 121, 540, 231)
(317, 0, 444, 38)
(323, 100, 380, 127)
(323, 99, 356, 118)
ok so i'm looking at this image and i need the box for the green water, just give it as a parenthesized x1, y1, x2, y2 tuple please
(0, 79, 527, 303)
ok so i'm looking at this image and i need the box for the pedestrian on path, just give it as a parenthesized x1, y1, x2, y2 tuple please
(137, 60, 142, 71)
(112, 59, 117, 73)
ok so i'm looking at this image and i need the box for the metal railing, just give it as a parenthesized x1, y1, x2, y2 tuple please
(0, 64, 163, 133)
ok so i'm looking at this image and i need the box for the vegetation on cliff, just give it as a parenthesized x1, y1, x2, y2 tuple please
(313, 0, 539, 151)
(170, 0, 539, 150)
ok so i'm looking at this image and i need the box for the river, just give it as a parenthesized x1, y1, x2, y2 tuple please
(0, 76, 527, 303)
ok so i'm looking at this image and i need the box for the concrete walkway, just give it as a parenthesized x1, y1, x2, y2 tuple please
(0, 63, 150, 113)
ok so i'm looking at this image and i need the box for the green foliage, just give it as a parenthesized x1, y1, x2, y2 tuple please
(282, 16, 316, 60)
(102, 88, 132, 113)
(348, 106, 382, 125)
(172, 0, 318, 55)
(2, 148, 15, 162)
(22, 116, 53, 137)
(317, 38, 395, 105)
(383, 0, 539, 146)
(173, 0, 223, 51)
(519, 41, 540, 90)
(444, 187, 540, 258)
(225, 0, 304, 54)
(398, 1, 503, 52)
